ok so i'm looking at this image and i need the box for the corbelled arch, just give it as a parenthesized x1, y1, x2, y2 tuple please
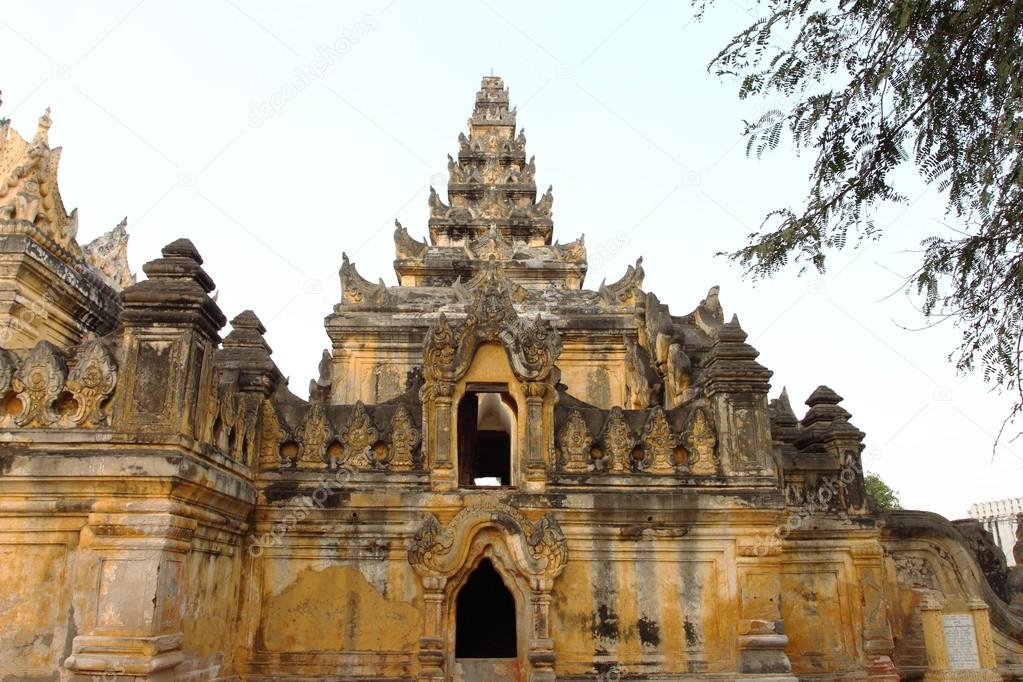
(408, 499, 567, 681)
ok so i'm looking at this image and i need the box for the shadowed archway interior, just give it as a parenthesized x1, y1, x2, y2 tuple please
(454, 558, 518, 659)
(457, 389, 515, 486)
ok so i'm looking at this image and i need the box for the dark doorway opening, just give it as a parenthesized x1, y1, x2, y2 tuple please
(455, 558, 518, 659)
(457, 388, 514, 487)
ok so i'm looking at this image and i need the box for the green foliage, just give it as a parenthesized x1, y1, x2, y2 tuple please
(701, 0, 1023, 434)
(864, 472, 902, 511)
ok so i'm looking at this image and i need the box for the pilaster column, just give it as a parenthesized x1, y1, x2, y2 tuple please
(527, 586, 556, 682)
(849, 542, 899, 680)
(416, 576, 447, 681)
(63, 504, 196, 681)
(968, 598, 1000, 676)
(921, 596, 1000, 682)
(736, 543, 797, 681)
(428, 381, 455, 491)
(522, 380, 548, 491)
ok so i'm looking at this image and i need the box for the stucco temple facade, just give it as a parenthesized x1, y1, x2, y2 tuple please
(2, 77, 1023, 681)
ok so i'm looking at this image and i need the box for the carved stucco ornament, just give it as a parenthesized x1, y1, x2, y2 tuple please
(82, 218, 135, 290)
(393, 220, 428, 259)
(421, 267, 562, 391)
(552, 234, 586, 263)
(12, 341, 66, 427)
(258, 399, 285, 468)
(341, 401, 379, 469)
(598, 257, 645, 307)
(686, 407, 718, 475)
(642, 406, 679, 474)
(558, 409, 593, 473)
(215, 381, 239, 451)
(298, 402, 332, 468)
(601, 406, 636, 474)
(0, 348, 17, 395)
(0, 109, 82, 254)
(465, 224, 513, 261)
(388, 404, 420, 470)
(234, 393, 261, 464)
(65, 339, 117, 426)
(452, 265, 529, 304)
(407, 498, 567, 580)
(339, 253, 390, 305)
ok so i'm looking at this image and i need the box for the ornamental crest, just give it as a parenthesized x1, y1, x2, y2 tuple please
(641, 406, 678, 474)
(558, 409, 593, 473)
(66, 340, 117, 426)
(341, 401, 379, 468)
(12, 341, 66, 427)
(600, 407, 636, 474)
(421, 266, 562, 389)
(388, 405, 420, 470)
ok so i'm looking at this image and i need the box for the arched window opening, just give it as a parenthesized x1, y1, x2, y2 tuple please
(457, 386, 515, 487)
(455, 558, 518, 659)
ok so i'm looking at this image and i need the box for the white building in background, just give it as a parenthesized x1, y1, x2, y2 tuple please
(969, 496, 1023, 566)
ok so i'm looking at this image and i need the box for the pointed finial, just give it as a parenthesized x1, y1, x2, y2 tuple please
(33, 107, 52, 144)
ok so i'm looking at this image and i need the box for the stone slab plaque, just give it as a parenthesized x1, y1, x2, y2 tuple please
(942, 614, 980, 670)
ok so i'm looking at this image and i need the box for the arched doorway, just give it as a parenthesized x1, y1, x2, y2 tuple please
(453, 556, 522, 680)
(408, 502, 566, 681)
(455, 558, 517, 658)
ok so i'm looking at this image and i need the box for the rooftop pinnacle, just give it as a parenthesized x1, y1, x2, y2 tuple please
(429, 75, 554, 248)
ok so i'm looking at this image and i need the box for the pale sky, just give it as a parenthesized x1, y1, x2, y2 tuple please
(2, 1, 1019, 520)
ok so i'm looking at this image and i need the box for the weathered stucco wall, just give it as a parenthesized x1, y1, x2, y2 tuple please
(3, 79, 1023, 682)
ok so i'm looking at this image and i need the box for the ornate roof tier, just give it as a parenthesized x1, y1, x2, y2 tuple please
(393, 76, 586, 289)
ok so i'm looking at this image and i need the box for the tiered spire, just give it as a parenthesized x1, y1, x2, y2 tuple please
(387, 76, 586, 290)
(428, 76, 554, 247)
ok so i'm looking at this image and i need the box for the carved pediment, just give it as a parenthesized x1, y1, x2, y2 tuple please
(422, 266, 561, 385)
(478, 187, 512, 221)
(298, 402, 332, 468)
(465, 224, 513, 261)
(452, 265, 528, 304)
(407, 498, 567, 579)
